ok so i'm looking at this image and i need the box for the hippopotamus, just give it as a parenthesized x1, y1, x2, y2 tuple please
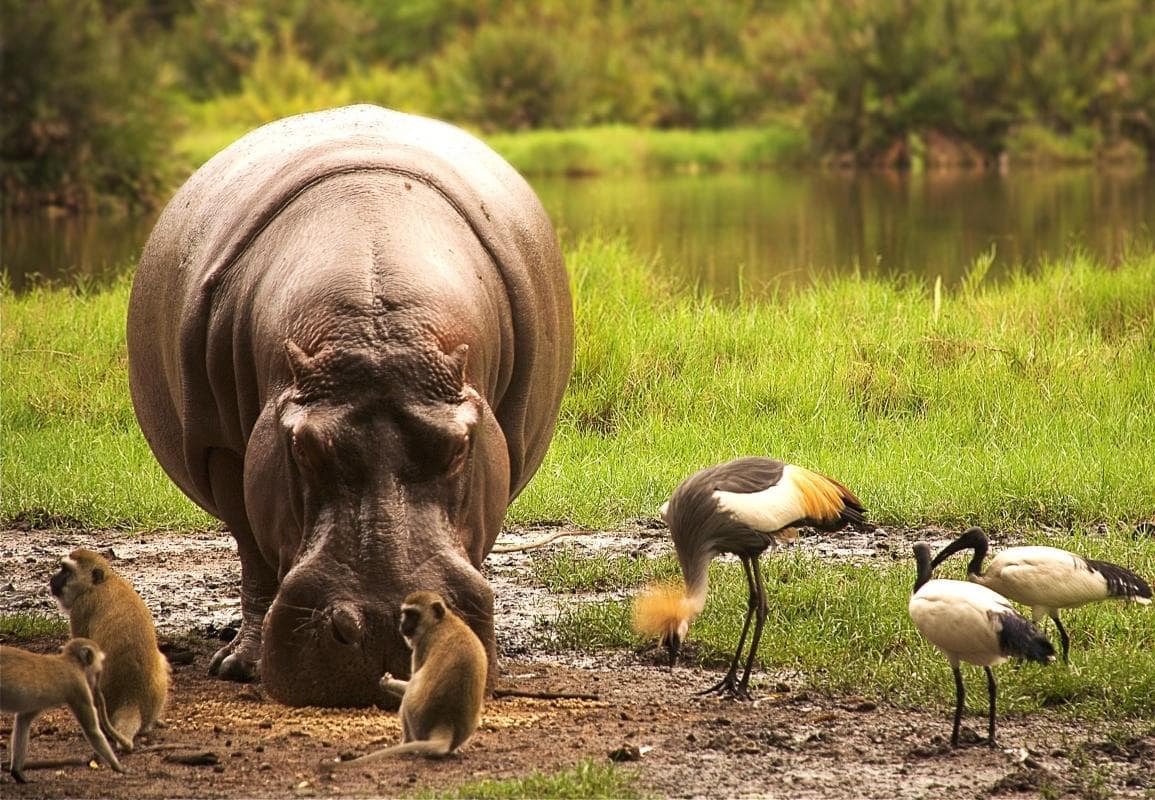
(126, 105, 573, 707)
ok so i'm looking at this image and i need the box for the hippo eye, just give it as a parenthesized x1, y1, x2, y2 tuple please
(289, 417, 331, 473)
(445, 432, 470, 475)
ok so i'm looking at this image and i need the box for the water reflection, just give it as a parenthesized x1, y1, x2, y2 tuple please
(2, 210, 158, 292)
(3, 168, 1152, 298)
(536, 168, 1153, 297)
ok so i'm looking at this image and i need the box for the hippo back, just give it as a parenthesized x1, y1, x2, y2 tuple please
(130, 105, 572, 516)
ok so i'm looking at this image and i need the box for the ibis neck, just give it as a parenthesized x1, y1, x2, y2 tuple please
(913, 548, 933, 593)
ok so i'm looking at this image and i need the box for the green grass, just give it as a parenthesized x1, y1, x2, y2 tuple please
(1, 276, 215, 529)
(546, 526, 1155, 721)
(0, 613, 69, 639)
(510, 237, 1155, 531)
(3, 238, 1154, 533)
(174, 118, 811, 186)
(414, 759, 639, 800)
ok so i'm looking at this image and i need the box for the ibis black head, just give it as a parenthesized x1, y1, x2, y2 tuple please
(912, 542, 934, 593)
(930, 526, 990, 576)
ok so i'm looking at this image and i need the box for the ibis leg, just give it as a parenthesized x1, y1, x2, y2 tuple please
(1050, 612, 1071, 665)
(984, 666, 998, 746)
(697, 557, 758, 698)
(950, 666, 965, 747)
(736, 555, 769, 698)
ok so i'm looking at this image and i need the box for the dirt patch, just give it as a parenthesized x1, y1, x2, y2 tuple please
(2, 527, 1153, 799)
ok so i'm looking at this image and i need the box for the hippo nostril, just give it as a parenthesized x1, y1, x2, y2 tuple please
(329, 603, 364, 647)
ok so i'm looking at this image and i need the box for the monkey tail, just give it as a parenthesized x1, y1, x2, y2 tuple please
(333, 727, 456, 767)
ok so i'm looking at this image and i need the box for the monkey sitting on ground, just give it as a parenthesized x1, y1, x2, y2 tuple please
(330, 591, 488, 766)
(50, 549, 170, 750)
(0, 639, 129, 783)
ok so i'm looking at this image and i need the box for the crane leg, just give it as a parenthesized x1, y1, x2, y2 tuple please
(736, 555, 769, 698)
(1050, 612, 1071, 665)
(984, 666, 998, 747)
(950, 666, 965, 747)
(696, 556, 757, 698)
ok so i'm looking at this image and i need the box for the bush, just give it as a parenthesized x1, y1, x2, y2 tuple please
(0, 0, 178, 210)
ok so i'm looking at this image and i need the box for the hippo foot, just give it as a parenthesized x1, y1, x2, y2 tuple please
(208, 645, 259, 683)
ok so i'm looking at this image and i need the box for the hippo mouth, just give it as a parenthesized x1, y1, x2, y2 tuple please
(259, 592, 395, 708)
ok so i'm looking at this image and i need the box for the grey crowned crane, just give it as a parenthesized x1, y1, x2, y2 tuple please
(632, 456, 867, 699)
(909, 542, 1055, 747)
(931, 527, 1152, 664)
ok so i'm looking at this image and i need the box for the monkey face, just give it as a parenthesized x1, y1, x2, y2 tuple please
(49, 551, 106, 610)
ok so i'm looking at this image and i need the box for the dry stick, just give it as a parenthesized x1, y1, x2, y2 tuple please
(489, 529, 602, 553)
(493, 688, 600, 701)
(21, 742, 194, 771)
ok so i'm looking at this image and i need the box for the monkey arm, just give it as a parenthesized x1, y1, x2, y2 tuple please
(379, 673, 407, 702)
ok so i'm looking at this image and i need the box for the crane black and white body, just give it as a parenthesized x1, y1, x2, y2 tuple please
(632, 457, 867, 699)
(931, 527, 1152, 664)
(908, 542, 1055, 747)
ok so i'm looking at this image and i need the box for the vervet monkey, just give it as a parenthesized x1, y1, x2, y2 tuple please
(0, 639, 127, 783)
(334, 591, 487, 765)
(50, 549, 170, 748)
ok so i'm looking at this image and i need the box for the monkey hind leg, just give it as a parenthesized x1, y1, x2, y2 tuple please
(109, 705, 143, 751)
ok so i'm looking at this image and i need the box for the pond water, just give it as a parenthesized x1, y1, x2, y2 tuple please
(4, 168, 1153, 297)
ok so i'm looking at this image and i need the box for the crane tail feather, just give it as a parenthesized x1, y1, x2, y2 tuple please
(792, 467, 868, 530)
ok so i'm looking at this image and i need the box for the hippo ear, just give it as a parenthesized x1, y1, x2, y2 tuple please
(284, 340, 315, 384)
(447, 343, 468, 388)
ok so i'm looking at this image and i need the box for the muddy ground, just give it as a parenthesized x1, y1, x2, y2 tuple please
(1, 525, 1153, 799)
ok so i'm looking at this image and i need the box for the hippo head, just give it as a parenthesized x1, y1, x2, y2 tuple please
(257, 337, 500, 707)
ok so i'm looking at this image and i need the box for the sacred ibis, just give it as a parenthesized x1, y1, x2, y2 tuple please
(909, 542, 1055, 747)
(632, 456, 866, 699)
(931, 527, 1152, 663)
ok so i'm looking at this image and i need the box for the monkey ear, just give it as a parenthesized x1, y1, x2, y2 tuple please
(80, 644, 97, 667)
(431, 600, 446, 621)
(91, 567, 106, 584)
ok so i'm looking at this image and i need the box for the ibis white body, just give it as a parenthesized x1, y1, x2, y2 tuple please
(909, 578, 1024, 668)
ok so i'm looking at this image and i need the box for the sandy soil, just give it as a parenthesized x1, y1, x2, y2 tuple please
(1, 525, 1153, 799)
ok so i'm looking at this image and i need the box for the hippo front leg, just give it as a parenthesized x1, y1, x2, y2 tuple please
(205, 448, 277, 682)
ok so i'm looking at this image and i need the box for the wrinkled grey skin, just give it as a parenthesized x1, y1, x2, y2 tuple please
(127, 105, 573, 707)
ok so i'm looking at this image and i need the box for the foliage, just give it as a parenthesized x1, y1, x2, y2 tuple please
(6, 0, 1155, 206)
(0, 0, 179, 210)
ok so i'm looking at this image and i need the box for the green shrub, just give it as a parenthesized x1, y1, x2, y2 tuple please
(0, 0, 178, 210)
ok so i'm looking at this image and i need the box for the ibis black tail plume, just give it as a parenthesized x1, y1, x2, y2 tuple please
(1085, 559, 1153, 601)
(996, 612, 1056, 664)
